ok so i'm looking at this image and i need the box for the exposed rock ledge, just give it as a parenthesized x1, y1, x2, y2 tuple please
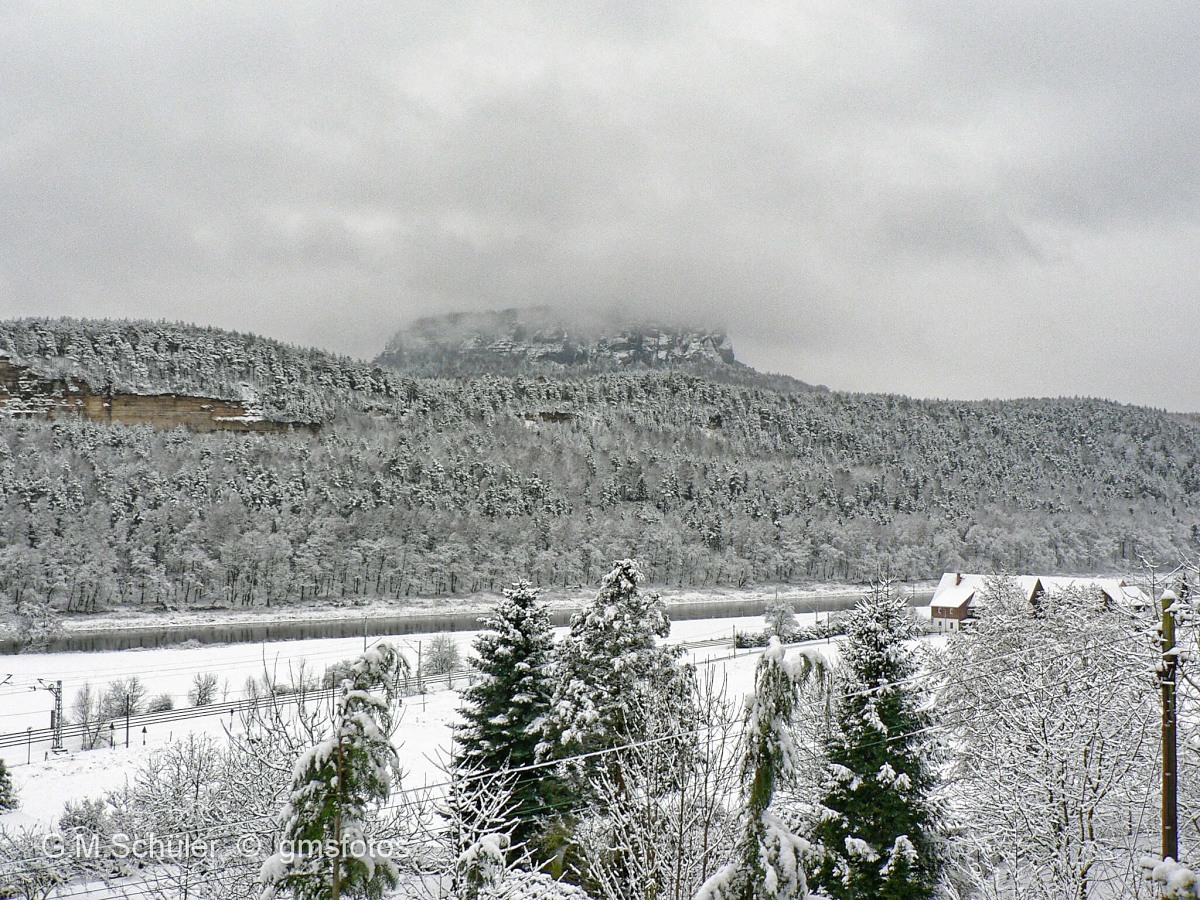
(0, 356, 319, 434)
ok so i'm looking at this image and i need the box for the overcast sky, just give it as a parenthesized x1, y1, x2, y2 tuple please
(2, 2, 1198, 410)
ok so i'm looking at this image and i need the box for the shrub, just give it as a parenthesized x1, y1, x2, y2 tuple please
(322, 660, 356, 688)
(422, 633, 461, 676)
(100, 677, 146, 720)
(733, 616, 846, 648)
(59, 797, 112, 835)
(188, 673, 219, 707)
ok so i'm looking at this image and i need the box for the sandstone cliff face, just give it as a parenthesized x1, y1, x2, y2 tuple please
(0, 357, 318, 434)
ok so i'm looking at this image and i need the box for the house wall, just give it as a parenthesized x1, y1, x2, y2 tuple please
(930, 604, 970, 632)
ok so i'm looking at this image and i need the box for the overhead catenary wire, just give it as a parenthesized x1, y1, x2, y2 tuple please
(0, 632, 733, 717)
(1, 588, 1149, 712)
(2, 596, 1175, 885)
(0, 622, 1157, 776)
(0, 633, 749, 744)
(1, 622, 1167, 877)
(2, 641, 408, 694)
(0, 615, 1156, 750)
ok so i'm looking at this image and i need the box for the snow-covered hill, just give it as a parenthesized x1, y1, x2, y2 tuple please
(0, 318, 398, 424)
(376, 307, 821, 392)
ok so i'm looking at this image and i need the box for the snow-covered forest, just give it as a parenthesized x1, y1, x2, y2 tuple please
(1, 319, 1198, 645)
(0, 319, 399, 424)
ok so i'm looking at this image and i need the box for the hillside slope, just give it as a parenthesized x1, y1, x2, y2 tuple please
(0, 318, 1195, 637)
(0, 318, 398, 423)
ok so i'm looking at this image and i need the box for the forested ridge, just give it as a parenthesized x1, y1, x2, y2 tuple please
(0, 318, 398, 423)
(0, 318, 1197, 632)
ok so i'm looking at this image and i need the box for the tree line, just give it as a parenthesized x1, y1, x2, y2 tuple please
(2, 318, 1200, 643)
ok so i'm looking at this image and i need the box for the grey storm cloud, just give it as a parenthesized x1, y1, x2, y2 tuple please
(1, 0, 1198, 409)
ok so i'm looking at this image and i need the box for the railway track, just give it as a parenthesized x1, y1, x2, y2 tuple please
(0, 634, 761, 755)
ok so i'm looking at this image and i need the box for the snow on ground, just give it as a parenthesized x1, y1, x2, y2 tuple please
(0, 609, 850, 829)
(33, 581, 893, 636)
(3, 743, 158, 830)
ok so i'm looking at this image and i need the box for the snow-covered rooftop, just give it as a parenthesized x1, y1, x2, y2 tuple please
(929, 584, 975, 610)
(928, 573, 1149, 612)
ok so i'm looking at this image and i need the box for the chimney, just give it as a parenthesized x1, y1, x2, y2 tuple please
(955, 572, 962, 585)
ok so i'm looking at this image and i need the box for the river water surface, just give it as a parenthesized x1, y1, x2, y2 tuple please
(5, 591, 933, 654)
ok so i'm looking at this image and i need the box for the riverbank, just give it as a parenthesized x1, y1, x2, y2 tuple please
(2, 581, 937, 653)
(55, 582, 884, 633)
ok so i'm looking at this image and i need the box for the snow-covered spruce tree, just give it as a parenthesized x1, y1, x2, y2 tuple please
(541, 559, 688, 882)
(544, 559, 683, 768)
(0, 760, 15, 811)
(454, 580, 556, 846)
(260, 643, 408, 900)
(696, 638, 809, 900)
(808, 580, 940, 900)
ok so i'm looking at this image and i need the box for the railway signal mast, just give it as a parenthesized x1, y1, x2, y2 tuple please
(32, 678, 64, 753)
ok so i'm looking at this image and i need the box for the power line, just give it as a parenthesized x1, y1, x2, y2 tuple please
(1, 630, 1163, 874)
(0, 633, 754, 745)
(2, 614, 1169, 890)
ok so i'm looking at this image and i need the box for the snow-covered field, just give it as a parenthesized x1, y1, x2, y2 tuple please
(2, 612, 840, 829)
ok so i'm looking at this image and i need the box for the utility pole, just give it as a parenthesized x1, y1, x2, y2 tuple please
(1161, 588, 1179, 862)
(53, 680, 63, 752)
(32, 679, 64, 753)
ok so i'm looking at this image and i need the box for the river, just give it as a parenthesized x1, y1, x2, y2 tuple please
(3, 590, 933, 654)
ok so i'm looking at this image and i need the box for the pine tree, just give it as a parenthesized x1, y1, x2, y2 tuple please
(454, 580, 556, 845)
(808, 580, 940, 900)
(696, 638, 809, 900)
(260, 643, 408, 900)
(0, 759, 16, 811)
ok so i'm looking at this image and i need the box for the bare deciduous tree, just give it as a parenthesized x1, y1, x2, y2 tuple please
(575, 667, 744, 900)
(937, 577, 1158, 900)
